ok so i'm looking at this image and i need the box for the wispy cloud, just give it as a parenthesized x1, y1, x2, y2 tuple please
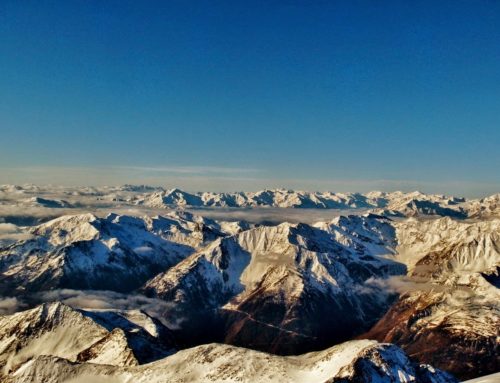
(1, 165, 259, 176)
(0, 296, 25, 315)
(115, 165, 260, 175)
(363, 275, 474, 295)
(0, 223, 34, 246)
(36, 289, 184, 329)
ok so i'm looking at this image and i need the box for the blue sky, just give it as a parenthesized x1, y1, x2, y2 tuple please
(0, 1, 499, 196)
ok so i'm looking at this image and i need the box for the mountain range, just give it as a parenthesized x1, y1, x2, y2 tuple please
(2, 184, 499, 219)
(0, 186, 498, 382)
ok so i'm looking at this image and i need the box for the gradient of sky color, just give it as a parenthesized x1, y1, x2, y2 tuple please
(0, 1, 499, 196)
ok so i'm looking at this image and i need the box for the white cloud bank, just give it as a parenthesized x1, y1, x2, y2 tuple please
(0, 223, 34, 246)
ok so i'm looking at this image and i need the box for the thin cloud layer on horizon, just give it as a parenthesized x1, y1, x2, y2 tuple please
(0, 166, 498, 198)
(113, 165, 261, 175)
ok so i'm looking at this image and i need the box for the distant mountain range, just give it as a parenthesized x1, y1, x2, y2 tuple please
(135, 188, 500, 218)
(2, 185, 499, 221)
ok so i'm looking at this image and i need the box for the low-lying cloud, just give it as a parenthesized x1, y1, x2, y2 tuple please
(36, 289, 183, 329)
(0, 223, 34, 246)
(187, 207, 362, 225)
(0, 296, 25, 315)
(363, 275, 474, 295)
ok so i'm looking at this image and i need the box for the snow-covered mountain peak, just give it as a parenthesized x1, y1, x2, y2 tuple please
(142, 215, 406, 354)
(0, 213, 214, 293)
(0, 301, 176, 376)
(30, 213, 101, 245)
(129, 187, 487, 216)
(394, 217, 500, 272)
(3, 184, 498, 218)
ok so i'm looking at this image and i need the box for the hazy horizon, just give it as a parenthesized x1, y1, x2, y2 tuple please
(0, 165, 498, 198)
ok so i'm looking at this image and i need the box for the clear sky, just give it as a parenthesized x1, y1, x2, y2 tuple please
(1, 1, 499, 196)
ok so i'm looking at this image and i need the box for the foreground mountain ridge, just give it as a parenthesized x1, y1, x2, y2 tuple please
(0, 302, 176, 375)
(2, 322, 456, 383)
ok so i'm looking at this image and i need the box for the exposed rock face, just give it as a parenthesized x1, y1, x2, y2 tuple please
(142, 215, 406, 354)
(362, 218, 500, 380)
(326, 343, 457, 383)
(362, 290, 499, 381)
(76, 327, 138, 366)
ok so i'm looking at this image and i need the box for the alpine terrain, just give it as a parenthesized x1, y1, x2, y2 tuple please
(0, 185, 498, 382)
